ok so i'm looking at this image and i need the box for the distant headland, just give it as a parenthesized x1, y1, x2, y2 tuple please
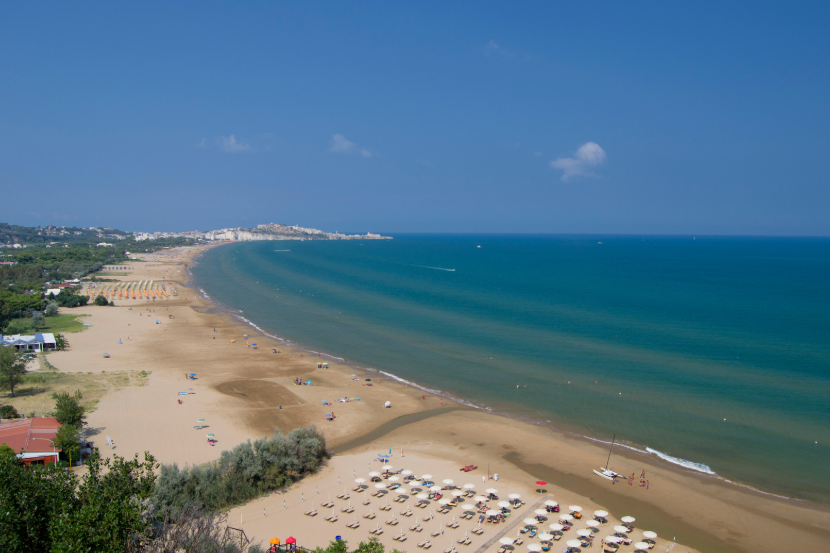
(134, 223, 392, 242)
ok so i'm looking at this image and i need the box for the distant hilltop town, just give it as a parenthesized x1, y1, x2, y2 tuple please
(133, 223, 392, 242)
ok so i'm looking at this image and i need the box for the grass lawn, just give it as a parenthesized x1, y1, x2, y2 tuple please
(0, 356, 149, 418)
(41, 313, 90, 334)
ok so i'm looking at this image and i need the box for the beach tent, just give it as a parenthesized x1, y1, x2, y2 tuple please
(384, 401, 391, 408)
(286, 537, 296, 545)
(270, 538, 280, 545)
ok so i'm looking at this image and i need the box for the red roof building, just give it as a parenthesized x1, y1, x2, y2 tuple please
(0, 417, 62, 465)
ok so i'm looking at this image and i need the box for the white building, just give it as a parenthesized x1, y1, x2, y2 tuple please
(0, 333, 57, 352)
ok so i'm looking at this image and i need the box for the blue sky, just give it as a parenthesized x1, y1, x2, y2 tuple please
(1, 2, 829, 235)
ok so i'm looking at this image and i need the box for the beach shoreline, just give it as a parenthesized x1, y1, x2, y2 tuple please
(185, 244, 827, 511)
(49, 243, 830, 553)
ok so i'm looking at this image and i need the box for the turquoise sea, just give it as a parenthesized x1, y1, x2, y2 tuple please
(191, 236, 830, 504)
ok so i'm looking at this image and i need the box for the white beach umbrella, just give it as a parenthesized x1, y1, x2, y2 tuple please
(421, 474, 433, 480)
(534, 509, 547, 516)
(443, 479, 454, 485)
(538, 533, 554, 542)
(401, 470, 413, 476)
(355, 478, 366, 484)
(383, 465, 394, 471)
(374, 483, 386, 489)
(461, 504, 475, 511)
(485, 488, 498, 494)
(389, 476, 400, 482)
(486, 509, 500, 516)
(438, 498, 451, 505)
(621, 516, 635, 524)
(396, 488, 409, 495)
(634, 542, 650, 550)
(585, 520, 600, 528)
(569, 505, 582, 513)
(593, 510, 608, 518)
(544, 500, 557, 507)
(368, 471, 381, 477)
(549, 524, 564, 532)
(527, 544, 542, 552)
(508, 493, 522, 499)
(559, 513, 573, 522)
(497, 501, 511, 508)
(613, 526, 629, 534)
(430, 485, 442, 492)
(576, 529, 592, 538)
(605, 536, 622, 544)
(566, 540, 582, 548)
(451, 490, 464, 497)
(463, 483, 476, 490)
(416, 493, 429, 500)
(499, 537, 514, 545)
(409, 481, 423, 487)
(642, 531, 657, 540)
(523, 518, 538, 526)
(473, 495, 488, 503)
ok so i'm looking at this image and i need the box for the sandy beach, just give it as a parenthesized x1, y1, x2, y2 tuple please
(45, 244, 830, 553)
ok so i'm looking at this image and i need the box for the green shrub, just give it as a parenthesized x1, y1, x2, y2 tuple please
(152, 425, 328, 519)
(44, 302, 59, 317)
(93, 295, 108, 306)
(0, 404, 20, 419)
(31, 312, 46, 329)
(4, 319, 34, 334)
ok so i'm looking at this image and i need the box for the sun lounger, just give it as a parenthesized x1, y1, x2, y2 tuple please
(423, 513, 434, 521)
(363, 499, 371, 505)
(380, 505, 391, 511)
(418, 541, 429, 548)
(386, 519, 398, 526)
(431, 530, 442, 537)
(443, 547, 455, 553)
(447, 522, 459, 529)
(337, 493, 346, 499)
(364, 513, 375, 519)
(471, 528, 483, 535)
(353, 486, 362, 492)
(321, 501, 334, 508)
(514, 539, 523, 545)
(401, 510, 413, 517)
(304, 509, 317, 516)
(342, 507, 354, 513)
(327, 516, 338, 523)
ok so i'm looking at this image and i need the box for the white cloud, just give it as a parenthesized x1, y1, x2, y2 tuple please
(550, 142, 606, 181)
(197, 138, 207, 148)
(330, 134, 372, 158)
(219, 135, 250, 153)
(484, 40, 500, 55)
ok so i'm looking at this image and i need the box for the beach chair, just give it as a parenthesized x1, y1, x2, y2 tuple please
(304, 509, 317, 517)
(397, 535, 407, 542)
(514, 538, 523, 545)
(520, 526, 531, 534)
(386, 518, 398, 526)
(471, 528, 483, 535)
(327, 516, 337, 523)
(431, 530, 442, 538)
(417, 541, 428, 548)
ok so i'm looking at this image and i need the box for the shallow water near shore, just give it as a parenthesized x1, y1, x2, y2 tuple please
(192, 235, 830, 504)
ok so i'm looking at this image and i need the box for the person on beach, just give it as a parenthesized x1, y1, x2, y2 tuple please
(645, 480, 649, 490)
(628, 474, 633, 485)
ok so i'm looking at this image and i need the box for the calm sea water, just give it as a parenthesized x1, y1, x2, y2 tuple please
(191, 236, 830, 504)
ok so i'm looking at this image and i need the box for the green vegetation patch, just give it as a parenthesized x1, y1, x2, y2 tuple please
(40, 313, 90, 334)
